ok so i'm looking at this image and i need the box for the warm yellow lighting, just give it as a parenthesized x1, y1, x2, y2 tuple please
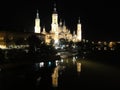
(34, 10, 41, 33)
(0, 45, 6, 49)
(54, 39, 59, 44)
(72, 56, 76, 64)
(77, 18, 82, 41)
(51, 66, 59, 87)
(109, 42, 116, 48)
(77, 62, 81, 72)
(0, 37, 4, 40)
(41, 27, 46, 34)
(51, 73, 58, 87)
(33, 4, 83, 44)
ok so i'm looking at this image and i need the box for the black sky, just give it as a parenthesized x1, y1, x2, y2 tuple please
(0, 0, 119, 41)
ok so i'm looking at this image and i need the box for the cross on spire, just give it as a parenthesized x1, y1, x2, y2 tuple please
(53, 3, 57, 13)
(36, 9, 39, 18)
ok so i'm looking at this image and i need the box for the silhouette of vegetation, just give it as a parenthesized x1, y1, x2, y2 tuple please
(0, 49, 4, 63)
(27, 35, 42, 52)
(27, 35, 59, 62)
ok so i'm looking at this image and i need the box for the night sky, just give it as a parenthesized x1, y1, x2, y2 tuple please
(0, 0, 119, 41)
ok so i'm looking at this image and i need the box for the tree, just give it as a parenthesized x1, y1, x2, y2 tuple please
(27, 34, 58, 62)
(59, 38, 67, 46)
(27, 35, 42, 52)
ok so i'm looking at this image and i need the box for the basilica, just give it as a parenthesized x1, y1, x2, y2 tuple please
(0, 4, 82, 49)
(34, 5, 82, 45)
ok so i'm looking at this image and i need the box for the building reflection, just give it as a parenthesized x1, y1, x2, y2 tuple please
(33, 57, 83, 88)
(51, 57, 82, 87)
(77, 62, 81, 73)
(51, 66, 59, 87)
(72, 56, 76, 64)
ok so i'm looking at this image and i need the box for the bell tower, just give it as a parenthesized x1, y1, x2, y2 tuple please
(34, 10, 41, 33)
(51, 4, 59, 45)
(51, 4, 58, 33)
(77, 17, 82, 41)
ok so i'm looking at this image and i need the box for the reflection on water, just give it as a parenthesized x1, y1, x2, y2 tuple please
(0, 56, 82, 89)
(1, 55, 120, 89)
(77, 62, 81, 72)
(52, 73, 58, 87)
(39, 62, 44, 68)
(36, 76, 42, 86)
(51, 56, 82, 88)
(51, 66, 59, 87)
(72, 56, 76, 64)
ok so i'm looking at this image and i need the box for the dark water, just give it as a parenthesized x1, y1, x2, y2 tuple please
(0, 56, 120, 89)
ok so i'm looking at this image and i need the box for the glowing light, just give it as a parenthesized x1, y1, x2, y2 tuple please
(34, 10, 41, 33)
(55, 60, 59, 66)
(51, 66, 59, 87)
(0, 37, 4, 40)
(57, 52, 60, 55)
(77, 22, 82, 41)
(40, 4, 83, 44)
(54, 39, 59, 44)
(61, 59, 63, 63)
(51, 73, 58, 87)
(77, 62, 81, 72)
(55, 46, 60, 49)
(0, 45, 6, 49)
(76, 56, 78, 59)
(72, 56, 76, 64)
(48, 61, 52, 66)
(39, 62, 44, 67)
(109, 41, 116, 48)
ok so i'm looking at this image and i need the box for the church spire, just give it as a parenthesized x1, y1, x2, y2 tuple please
(36, 10, 39, 19)
(77, 17, 82, 41)
(51, 3, 58, 33)
(78, 17, 80, 24)
(34, 9, 41, 33)
(53, 3, 57, 13)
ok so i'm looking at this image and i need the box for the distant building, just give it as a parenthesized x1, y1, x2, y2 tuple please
(0, 4, 82, 49)
(34, 4, 82, 45)
(0, 31, 44, 49)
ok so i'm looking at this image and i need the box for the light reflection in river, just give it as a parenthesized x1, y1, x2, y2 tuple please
(72, 56, 76, 64)
(0, 56, 83, 89)
(1, 55, 119, 89)
(77, 62, 81, 72)
(51, 66, 59, 87)
(51, 56, 81, 87)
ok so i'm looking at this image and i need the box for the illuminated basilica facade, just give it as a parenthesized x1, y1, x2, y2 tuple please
(34, 5, 82, 45)
(0, 4, 82, 49)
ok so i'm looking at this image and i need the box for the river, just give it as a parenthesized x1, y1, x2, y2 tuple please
(0, 56, 120, 89)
